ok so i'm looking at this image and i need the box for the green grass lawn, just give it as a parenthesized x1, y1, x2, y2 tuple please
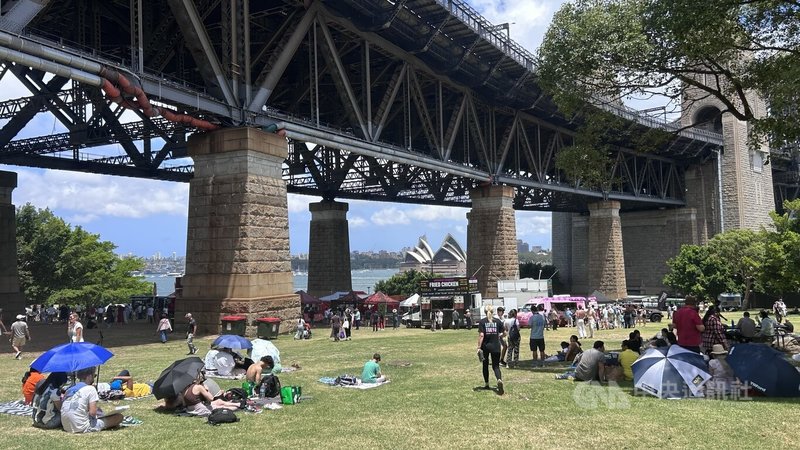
(0, 316, 796, 449)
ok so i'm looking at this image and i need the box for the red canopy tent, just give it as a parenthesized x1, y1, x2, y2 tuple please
(296, 290, 328, 305)
(364, 291, 400, 308)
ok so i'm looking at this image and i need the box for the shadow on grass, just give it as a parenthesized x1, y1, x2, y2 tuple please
(471, 386, 502, 395)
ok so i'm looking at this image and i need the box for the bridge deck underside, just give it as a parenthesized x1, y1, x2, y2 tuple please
(0, 0, 768, 213)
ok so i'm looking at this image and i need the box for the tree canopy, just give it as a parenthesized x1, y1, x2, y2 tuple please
(373, 269, 434, 297)
(538, 0, 800, 151)
(16, 204, 152, 306)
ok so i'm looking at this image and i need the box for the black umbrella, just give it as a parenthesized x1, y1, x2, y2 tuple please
(152, 357, 205, 400)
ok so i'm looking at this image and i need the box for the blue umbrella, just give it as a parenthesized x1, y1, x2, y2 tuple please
(633, 346, 711, 398)
(31, 342, 114, 373)
(212, 334, 252, 350)
(727, 343, 800, 397)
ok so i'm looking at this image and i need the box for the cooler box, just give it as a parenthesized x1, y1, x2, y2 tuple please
(256, 317, 281, 339)
(221, 315, 247, 336)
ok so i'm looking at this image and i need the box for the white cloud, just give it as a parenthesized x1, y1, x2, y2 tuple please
(515, 211, 552, 238)
(371, 207, 410, 225)
(287, 193, 315, 213)
(349, 215, 367, 227)
(66, 213, 99, 224)
(470, 0, 567, 51)
(406, 204, 468, 222)
(14, 168, 188, 219)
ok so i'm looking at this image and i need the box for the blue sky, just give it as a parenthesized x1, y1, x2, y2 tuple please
(0, 1, 567, 257)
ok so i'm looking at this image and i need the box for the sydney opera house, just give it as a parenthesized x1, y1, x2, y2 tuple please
(399, 234, 467, 276)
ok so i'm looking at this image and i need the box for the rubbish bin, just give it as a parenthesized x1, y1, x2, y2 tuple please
(221, 315, 247, 336)
(256, 317, 281, 339)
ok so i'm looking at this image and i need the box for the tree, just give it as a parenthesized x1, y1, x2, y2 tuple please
(760, 199, 800, 296)
(373, 269, 434, 297)
(708, 229, 765, 310)
(16, 204, 152, 306)
(538, 0, 800, 150)
(663, 244, 736, 301)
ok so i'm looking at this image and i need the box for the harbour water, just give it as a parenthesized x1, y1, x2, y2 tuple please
(145, 268, 399, 296)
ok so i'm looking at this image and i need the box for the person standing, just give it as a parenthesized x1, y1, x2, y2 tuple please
(701, 306, 727, 354)
(295, 317, 306, 340)
(371, 308, 379, 332)
(0, 308, 7, 333)
(451, 309, 460, 330)
(67, 312, 84, 343)
(146, 305, 154, 324)
(435, 309, 444, 331)
(504, 309, 521, 368)
(392, 309, 400, 329)
(672, 295, 705, 352)
(354, 309, 361, 330)
(575, 306, 587, 339)
(587, 307, 597, 338)
(10, 315, 31, 359)
(529, 305, 547, 367)
(330, 311, 341, 341)
(464, 309, 473, 330)
(185, 313, 197, 355)
(156, 313, 172, 344)
(477, 305, 505, 395)
(342, 313, 351, 340)
(497, 307, 508, 366)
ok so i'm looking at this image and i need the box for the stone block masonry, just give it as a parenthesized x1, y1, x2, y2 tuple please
(588, 201, 627, 300)
(177, 128, 299, 336)
(307, 201, 352, 297)
(0, 171, 25, 316)
(467, 186, 519, 299)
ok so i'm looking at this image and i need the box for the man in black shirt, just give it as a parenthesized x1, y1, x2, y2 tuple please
(477, 305, 506, 395)
(185, 313, 197, 355)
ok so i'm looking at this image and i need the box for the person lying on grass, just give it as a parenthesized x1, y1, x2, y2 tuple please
(109, 369, 152, 397)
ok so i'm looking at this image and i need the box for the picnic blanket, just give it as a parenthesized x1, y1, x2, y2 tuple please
(318, 377, 390, 389)
(205, 369, 246, 380)
(0, 400, 33, 417)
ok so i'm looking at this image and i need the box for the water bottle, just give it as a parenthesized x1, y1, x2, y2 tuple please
(259, 382, 267, 399)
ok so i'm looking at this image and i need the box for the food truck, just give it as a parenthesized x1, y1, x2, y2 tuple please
(415, 277, 480, 329)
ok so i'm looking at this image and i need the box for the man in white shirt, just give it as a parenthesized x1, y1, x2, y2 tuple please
(61, 367, 123, 433)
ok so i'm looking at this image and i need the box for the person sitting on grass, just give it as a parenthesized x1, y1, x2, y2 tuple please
(182, 370, 242, 417)
(574, 341, 607, 382)
(619, 340, 639, 381)
(22, 367, 45, 405)
(109, 370, 152, 398)
(565, 335, 583, 362)
(246, 356, 275, 384)
(61, 366, 124, 433)
(757, 310, 777, 343)
(545, 342, 570, 362)
(361, 353, 387, 384)
(706, 344, 736, 396)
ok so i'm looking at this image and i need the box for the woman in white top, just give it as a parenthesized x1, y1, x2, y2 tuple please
(67, 313, 84, 343)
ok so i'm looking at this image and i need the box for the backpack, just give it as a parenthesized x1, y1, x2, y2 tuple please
(509, 321, 521, 341)
(32, 383, 62, 429)
(335, 375, 357, 386)
(207, 408, 239, 425)
(222, 388, 248, 402)
(257, 374, 281, 398)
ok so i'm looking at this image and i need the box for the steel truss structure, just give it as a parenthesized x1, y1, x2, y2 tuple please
(0, 0, 746, 212)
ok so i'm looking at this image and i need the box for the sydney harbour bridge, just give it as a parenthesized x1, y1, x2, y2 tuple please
(0, 0, 795, 332)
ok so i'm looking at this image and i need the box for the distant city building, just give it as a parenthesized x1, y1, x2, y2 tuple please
(400, 234, 467, 276)
(517, 239, 529, 253)
(531, 245, 543, 253)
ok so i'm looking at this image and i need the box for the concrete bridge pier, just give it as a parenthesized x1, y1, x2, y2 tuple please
(467, 185, 519, 299)
(588, 200, 627, 300)
(307, 200, 352, 297)
(0, 171, 25, 317)
(177, 128, 299, 335)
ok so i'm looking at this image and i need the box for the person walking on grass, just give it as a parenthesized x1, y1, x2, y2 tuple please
(504, 309, 521, 368)
(10, 315, 31, 359)
(156, 313, 172, 344)
(497, 306, 508, 366)
(185, 313, 198, 355)
(477, 305, 505, 395)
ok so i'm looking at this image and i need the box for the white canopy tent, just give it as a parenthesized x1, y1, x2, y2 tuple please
(399, 294, 419, 308)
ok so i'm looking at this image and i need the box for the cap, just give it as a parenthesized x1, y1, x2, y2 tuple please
(16, 314, 25, 320)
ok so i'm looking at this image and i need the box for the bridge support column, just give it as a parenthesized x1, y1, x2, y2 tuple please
(307, 201, 351, 297)
(0, 171, 24, 317)
(467, 185, 519, 299)
(178, 128, 299, 336)
(588, 200, 627, 300)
